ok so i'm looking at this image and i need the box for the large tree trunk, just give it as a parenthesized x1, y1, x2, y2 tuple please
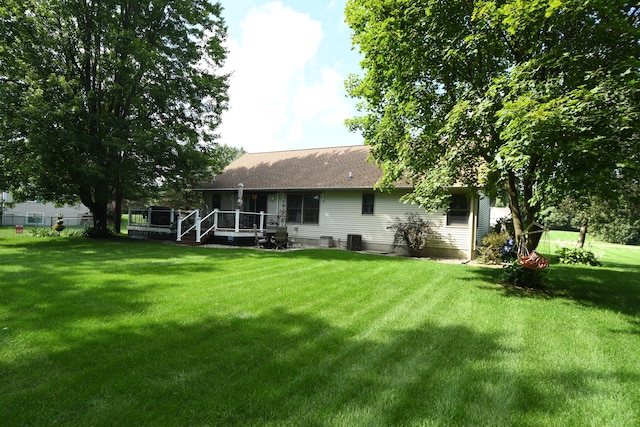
(504, 171, 542, 252)
(505, 172, 526, 246)
(523, 155, 542, 252)
(79, 187, 111, 237)
(92, 201, 109, 235)
(113, 199, 122, 234)
(113, 183, 123, 234)
(576, 214, 589, 249)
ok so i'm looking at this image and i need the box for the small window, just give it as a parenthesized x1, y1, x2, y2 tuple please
(362, 193, 375, 215)
(447, 194, 469, 226)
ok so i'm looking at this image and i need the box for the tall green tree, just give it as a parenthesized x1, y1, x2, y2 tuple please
(153, 144, 245, 210)
(0, 0, 229, 235)
(345, 0, 640, 250)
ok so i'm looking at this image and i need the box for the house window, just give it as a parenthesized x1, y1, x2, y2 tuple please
(286, 193, 320, 224)
(362, 193, 375, 215)
(447, 194, 469, 226)
(26, 212, 44, 225)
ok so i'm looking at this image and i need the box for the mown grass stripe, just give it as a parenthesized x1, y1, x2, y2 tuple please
(1, 229, 639, 426)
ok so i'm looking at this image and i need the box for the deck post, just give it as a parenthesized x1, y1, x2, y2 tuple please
(195, 209, 201, 243)
(259, 211, 265, 231)
(147, 207, 152, 227)
(234, 209, 240, 232)
(176, 210, 182, 242)
(213, 209, 218, 229)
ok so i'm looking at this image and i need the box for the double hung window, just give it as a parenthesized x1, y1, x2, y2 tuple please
(362, 193, 375, 215)
(447, 194, 469, 226)
(286, 193, 320, 224)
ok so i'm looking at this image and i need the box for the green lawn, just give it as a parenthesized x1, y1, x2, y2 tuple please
(1, 228, 639, 426)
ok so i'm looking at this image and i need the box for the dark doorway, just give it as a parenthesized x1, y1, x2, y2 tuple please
(248, 194, 268, 213)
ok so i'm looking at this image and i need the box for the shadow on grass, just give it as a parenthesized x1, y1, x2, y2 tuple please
(549, 263, 640, 317)
(3, 306, 636, 426)
(0, 234, 406, 264)
(471, 259, 640, 320)
(0, 237, 421, 333)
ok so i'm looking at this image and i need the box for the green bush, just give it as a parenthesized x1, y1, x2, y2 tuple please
(82, 226, 115, 239)
(388, 213, 435, 257)
(29, 227, 60, 238)
(556, 247, 602, 266)
(478, 231, 513, 264)
(29, 227, 86, 238)
(502, 260, 549, 289)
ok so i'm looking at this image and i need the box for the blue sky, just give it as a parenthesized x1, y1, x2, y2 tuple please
(217, 0, 364, 153)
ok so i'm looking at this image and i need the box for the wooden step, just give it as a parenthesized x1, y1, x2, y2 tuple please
(177, 230, 202, 246)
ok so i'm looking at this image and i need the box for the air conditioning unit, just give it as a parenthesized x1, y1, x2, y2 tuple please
(319, 236, 333, 248)
(346, 234, 362, 251)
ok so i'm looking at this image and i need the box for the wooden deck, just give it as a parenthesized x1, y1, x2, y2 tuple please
(127, 207, 277, 244)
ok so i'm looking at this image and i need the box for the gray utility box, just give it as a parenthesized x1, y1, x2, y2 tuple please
(319, 236, 333, 248)
(347, 234, 362, 251)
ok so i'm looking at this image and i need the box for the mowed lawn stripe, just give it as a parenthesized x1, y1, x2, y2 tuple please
(1, 232, 638, 426)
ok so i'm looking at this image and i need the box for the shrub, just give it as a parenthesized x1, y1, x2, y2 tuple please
(589, 195, 640, 245)
(29, 227, 60, 238)
(478, 231, 513, 264)
(388, 213, 435, 257)
(556, 247, 602, 266)
(82, 226, 115, 239)
(502, 260, 549, 289)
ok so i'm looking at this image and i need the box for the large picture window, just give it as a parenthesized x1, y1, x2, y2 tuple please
(447, 194, 469, 226)
(286, 193, 320, 224)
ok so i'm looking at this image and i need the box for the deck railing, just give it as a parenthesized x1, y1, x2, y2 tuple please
(176, 210, 200, 242)
(176, 209, 276, 243)
(128, 207, 175, 232)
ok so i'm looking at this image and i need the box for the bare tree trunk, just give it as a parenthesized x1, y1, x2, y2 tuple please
(523, 155, 542, 252)
(113, 182, 123, 234)
(576, 214, 588, 249)
(79, 188, 111, 237)
(505, 173, 524, 237)
(92, 201, 109, 235)
(504, 171, 543, 252)
(113, 197, 122, 234)
(505, 172, 526, 247)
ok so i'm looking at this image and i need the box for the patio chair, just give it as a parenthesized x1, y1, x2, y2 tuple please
(271, 226, 288, 250)
(254, 224, 268, 248)
(288, 226, 299, 248)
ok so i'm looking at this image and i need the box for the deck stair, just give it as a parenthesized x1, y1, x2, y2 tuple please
(176, 229, 202, 246)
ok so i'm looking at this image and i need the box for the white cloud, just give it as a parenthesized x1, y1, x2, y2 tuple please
(217, 1, 356, 152)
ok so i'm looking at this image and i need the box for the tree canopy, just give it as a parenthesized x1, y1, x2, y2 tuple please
(345, 0, 640, 249)
(0, 0, 230, 234)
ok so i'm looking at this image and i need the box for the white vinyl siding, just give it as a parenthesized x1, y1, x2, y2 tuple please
(205, 188, 483, 259)
(290, 190, 474, 257)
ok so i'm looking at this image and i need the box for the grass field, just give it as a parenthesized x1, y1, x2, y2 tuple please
(1, 228, 638, 426)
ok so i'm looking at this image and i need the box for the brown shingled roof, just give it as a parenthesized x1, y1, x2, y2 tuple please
(195, 145, 408, 191)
